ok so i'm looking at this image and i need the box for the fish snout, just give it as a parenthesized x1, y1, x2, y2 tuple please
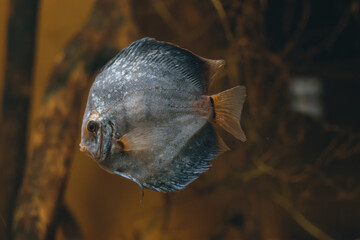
(79, 143, 86, 152)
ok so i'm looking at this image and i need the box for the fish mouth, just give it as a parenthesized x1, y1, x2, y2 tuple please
(79, 144, 86, 152)
(79, 141, 101, 161)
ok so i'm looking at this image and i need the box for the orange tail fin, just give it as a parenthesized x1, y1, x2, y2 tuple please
(210, 86, 247, 142)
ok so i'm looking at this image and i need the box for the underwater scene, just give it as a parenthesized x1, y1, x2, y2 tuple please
(0, 0, 359, 239)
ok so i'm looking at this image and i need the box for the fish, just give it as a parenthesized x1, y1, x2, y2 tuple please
(79, 37, 246, 193)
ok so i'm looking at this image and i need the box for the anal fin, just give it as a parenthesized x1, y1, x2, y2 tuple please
(216, 133, 230, 153)
(143, 122, 220, 192)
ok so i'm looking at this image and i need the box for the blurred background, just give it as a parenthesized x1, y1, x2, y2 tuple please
(0, 0, 360, 239)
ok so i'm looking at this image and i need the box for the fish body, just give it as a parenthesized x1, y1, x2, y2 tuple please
(80, 38, 246, 192)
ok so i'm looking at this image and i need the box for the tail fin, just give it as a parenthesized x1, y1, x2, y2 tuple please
(211, 86, 247, 142)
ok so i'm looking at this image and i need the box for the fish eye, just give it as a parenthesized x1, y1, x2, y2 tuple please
(87, 120, 98, 133)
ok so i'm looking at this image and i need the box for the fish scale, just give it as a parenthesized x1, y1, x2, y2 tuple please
(80, 38, 246, 193)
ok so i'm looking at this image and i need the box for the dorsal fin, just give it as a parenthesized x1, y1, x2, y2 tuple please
(202, 58, 225, 87)
(99, 38, 223, 94)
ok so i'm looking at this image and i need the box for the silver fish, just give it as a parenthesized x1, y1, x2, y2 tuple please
(79, 38, 246, 193)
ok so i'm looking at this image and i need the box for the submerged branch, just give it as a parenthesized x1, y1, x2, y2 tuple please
(272, 193, 335, 240)
(12, 0, 138, 239)
(0, 0, 39, 239)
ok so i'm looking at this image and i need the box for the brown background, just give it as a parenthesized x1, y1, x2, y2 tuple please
(1, 0, 360, 240)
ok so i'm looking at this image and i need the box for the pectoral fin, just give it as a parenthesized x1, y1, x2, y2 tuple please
(114, 126, 166, 152)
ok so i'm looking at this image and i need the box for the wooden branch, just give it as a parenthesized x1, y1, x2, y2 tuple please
(12, 0, 137, 239)
(272, 193, 335, 240)
(0, 1, 39, 239)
